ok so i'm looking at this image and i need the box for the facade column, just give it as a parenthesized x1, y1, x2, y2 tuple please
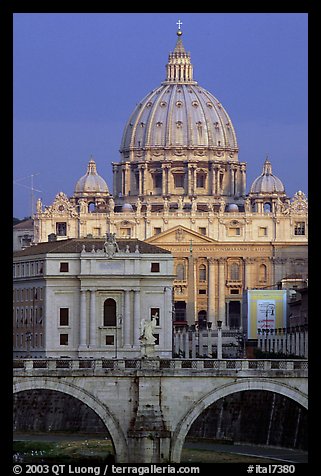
(244, 257, 255, 290)
(187, 165, 192, 195)
(216, 166, 221, 194)
(256, 199, 263, 214)
(208, 258, 216, 324)
(138, 165, 143, 196)
(89, 289, 96, 347)
(161, 164, 170, 196)
(164, 286, 173, 351)
(234, 167, 239, 197)
(230, 165, 235, 196)
(112, 164, 118, 197)
(240, 164, 246, 196)
(162, 164, 166, 196)
(167, 164, 172, 196)
(186, 252, 196, 325)
(141, 164, 147, 196)
(218, 258, 226, 327)
(79, 289, 87, 348)
(123, 289, 131, 347)
(133, 289, 141, 346)
(192, 166, 197, 195)
(211, 163, 216, 195)
(124, 163, 130, 196)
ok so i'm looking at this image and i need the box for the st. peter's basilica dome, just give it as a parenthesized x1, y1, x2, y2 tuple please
(120, 30, 238, 158)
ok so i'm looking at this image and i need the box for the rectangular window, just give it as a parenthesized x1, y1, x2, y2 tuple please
(56, 222, 67, 236)
(120, 227, 131, 238)
(174, 174, 184, 188)
(151, 262, 160, 272)
(60, 334, 68, 346)
(230, 289, 240, 295)
(294, 222, 305, 235)
(228, 227, 241, 236)
(150, 308, 160, 326)
(154, 174, 162, 189)
(259, 227, 268, 237)
(59, 308, 69, 326)
(60, 262, 69, 272)
(105, 335, 115, 345)
(196, 174, 205, 188)
(199, 289, 207, 294)
(93, 227, 101, 237)
(154, 227, 162, 235)
(199, 227, 207, 236)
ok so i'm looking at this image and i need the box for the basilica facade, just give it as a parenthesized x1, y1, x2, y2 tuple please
(33, 28, 308, 330)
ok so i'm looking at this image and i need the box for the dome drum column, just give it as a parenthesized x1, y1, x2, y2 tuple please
(161, 164, 171, 196)
(210, 162, 216, 195)
(240, 164, 247, 196)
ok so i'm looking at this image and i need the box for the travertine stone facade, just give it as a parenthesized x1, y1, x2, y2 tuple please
(13, 238, 174, 359)
(32, 28, 308, 330)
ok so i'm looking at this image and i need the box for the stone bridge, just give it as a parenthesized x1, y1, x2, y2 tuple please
(13, 358, 308, 463)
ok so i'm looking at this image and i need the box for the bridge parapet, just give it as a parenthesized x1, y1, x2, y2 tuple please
(13, 358, 308, 377)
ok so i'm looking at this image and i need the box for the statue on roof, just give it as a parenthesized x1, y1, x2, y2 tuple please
(104, 232, 119, 258)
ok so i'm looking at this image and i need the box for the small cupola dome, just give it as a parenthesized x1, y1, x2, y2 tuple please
(250, 157, 285, 194)
(74, 158, 109, 195)
(121, 202, 134, 212)
(227, 203, 239, 212)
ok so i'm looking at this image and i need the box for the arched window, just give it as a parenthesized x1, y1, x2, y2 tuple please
(103, 298, 117, 326)
(264, 202, 272, 213)
(176, 263, 185, 281)
(259, 264, 267, 283)
(88, 202, 95, 213)
(199, 264, 207, 282)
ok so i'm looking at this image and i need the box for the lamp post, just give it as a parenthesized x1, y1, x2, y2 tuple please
(217, 320, 223, 359)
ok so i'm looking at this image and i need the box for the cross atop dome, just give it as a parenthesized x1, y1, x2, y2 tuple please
(176, 19, 183, 36)
(165, 22, 194, 83)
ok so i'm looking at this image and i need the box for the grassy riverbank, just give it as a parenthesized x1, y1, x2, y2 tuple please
(13, 439, 115, 464)
(14, 439, 281, 464)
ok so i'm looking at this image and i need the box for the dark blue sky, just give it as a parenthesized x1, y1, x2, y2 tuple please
(13, 13, 308, 219)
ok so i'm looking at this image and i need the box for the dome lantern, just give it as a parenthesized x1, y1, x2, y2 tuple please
(165, 24, 195, 83)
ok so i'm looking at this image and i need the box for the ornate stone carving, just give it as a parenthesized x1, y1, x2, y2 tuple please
(289, 191, 308, 214)
(104, 233, 120, 259)
(41, 192, 78, 218)
(175, 229, 184, 241)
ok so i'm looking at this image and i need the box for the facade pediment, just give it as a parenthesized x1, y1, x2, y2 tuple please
(146, 225, 217, 245)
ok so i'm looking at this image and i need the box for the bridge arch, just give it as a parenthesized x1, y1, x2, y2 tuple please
(13, 378, 128, 463)
(171, 378, 308, 463)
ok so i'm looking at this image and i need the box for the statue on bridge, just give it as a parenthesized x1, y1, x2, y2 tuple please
(139, 316, 157, 357)
(140, 317, 157, 345)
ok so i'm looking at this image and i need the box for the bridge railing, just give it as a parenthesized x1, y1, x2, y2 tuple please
(13, 358, 308, 372)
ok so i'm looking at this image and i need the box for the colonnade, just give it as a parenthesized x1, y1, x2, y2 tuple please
(115, 160, 247, 198)
(78, 288, 142, 350)
(78, 287, 172, 353)
(183, 256, 257, 328)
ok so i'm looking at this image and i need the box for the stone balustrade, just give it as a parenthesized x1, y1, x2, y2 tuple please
(13, 358, 308, 375)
